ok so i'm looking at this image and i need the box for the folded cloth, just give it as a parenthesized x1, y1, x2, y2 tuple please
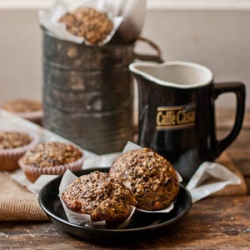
(0, 171, 48, 221)
(0, 151, 247, 221)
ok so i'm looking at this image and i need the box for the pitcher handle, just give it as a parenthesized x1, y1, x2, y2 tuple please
(213, 82, 246, 156)
(133, 37, 164, 63)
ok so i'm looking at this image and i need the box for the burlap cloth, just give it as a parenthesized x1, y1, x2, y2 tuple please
(0, 152, 247, 221)
(0, 171, 48, 221)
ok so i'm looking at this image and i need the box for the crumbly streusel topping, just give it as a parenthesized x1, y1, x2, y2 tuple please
(59, 7, 113, 44)
(21, 141, 82, 168)
(109, 148, 180, 211)
(2, 99, 42, 113)
(0, 131, 32, 150)
(62, 171, 137, 222)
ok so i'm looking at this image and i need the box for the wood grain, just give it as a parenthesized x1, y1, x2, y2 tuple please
(1, 196, 250, 249)
(0, 109, 250, 249)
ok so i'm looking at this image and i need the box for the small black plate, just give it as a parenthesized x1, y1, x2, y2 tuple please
(38, 168, 192, 241)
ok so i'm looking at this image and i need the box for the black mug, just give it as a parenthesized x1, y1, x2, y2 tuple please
(129, 61, 245, 182)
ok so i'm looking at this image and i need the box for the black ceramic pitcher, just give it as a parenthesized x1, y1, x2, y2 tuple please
(129, 61, 245, 181)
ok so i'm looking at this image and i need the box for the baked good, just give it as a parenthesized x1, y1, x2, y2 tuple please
(0, 130, 39, 171)
(61, 171, 137, 223)
(109, 148, 180, 211)
(59, 7, 113, 44)
(1, 98, 43, 125)
(19, 141, 84, 183)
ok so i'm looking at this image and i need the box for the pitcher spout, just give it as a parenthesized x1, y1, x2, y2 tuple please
(129, 61, 213, 88)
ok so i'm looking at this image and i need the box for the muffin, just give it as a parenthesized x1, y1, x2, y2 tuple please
(61, 171, 137, 224)
(109, 148, 180, 211)
(19, 141, 84, 183)
(0, 130, 39, 171)
(1, 98, 43, 125)
(59, 7, 113, 44)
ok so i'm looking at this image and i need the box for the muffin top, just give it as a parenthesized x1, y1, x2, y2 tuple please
(62, 171, 137, 222)
(0, 131, 32, 150)
(109, 148, 180, 211)
(1, 99, 42, 113)
(59, 7, 113, 44)
(20, 141, 83, 168)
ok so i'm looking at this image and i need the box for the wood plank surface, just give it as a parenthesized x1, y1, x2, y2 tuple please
(0, 196, 250, 249)
(216, 108, 250, 178)
(0, 109, 250, 249)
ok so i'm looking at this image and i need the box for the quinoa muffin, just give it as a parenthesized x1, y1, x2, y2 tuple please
(59, 7, 113, 44)
(0, 130, 39, 171)
(109, 148, 180, 211)
(1, 98, 43, 125)
(61, 171, 137, 223)
(19, 141, 84, 183)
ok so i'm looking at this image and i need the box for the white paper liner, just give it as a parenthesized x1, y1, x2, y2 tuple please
(0, 99, 43, 125)
(0, 110, 243, 208)
(136, 203, 174, 214)
(186, 161, 241, 203)
(118, 141, 178, 214)
(115, 0, 146, 42)
(39, 0, 123, 45)
(14, 110, 43, 125)
(59, 169, 136, 228)
(0, 109, 43, 125)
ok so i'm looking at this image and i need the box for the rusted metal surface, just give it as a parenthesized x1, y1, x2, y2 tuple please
(42, 31, 134, 154)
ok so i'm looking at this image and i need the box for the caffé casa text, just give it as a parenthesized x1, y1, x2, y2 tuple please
(156, 108, 195, 129)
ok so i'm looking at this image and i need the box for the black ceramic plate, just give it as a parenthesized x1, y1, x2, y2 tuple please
(38, 168, 192, 241)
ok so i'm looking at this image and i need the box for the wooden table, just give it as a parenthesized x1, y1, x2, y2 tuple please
(1, 109, 250, 249)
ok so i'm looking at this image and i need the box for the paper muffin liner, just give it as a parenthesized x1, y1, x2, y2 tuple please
(59, 169, 136, 229)
(15, 110, 43, 126)
(1, 102, 43, 126)
(39, 0, 123, 45)
(19, 151, 84, 183)
(112, 141, 183, 214)
(0, 130, 40, 171)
